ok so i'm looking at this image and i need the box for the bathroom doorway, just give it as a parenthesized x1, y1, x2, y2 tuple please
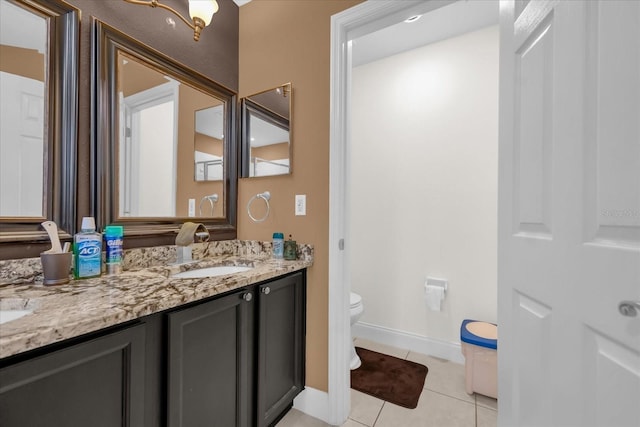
(330, 1, 640, 426)
(329, 1, 490, 423)
(348, 0, 499, 362)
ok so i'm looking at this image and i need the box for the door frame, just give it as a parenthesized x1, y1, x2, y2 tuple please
(328, 1, 457, 424)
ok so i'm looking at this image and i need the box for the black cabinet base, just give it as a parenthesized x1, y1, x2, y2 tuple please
(0, 270, 307, 427)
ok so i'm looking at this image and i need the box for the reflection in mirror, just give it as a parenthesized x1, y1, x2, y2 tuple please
(195, 104, 224, 181)
(241, 83, 292, 178)
(0, 0, 46, 217)
(94, 19, 237, 240)
(0, 0, 78, 243)
(117, 51, 225, 218)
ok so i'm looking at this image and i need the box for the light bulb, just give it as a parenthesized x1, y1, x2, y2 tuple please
(189, 0, 218, 27)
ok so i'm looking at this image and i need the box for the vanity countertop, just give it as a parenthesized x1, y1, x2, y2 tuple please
(0, 254, 312, 359)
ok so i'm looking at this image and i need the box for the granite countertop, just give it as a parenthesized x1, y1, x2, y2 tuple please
(0, 241, 312, 359)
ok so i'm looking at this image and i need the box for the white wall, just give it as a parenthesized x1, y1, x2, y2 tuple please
(350, 25, 499, 348)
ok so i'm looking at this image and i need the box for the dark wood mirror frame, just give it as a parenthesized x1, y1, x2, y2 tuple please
(240, 84, 292, 179)
(0, 0, 79, 244)
(92, 19, 237, 243)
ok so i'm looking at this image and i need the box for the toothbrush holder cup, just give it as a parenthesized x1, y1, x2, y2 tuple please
(40, 252, 73, 285)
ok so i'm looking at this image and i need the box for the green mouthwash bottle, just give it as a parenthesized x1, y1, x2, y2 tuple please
(74, 217, 102, 279)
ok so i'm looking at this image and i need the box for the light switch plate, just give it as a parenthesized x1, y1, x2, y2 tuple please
(188, 199, 196, 217)
(295, 194, 306, 216)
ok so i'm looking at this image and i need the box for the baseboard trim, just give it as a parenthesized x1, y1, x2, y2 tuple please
(352, 321, 465, 364)
(293, 387, 330, 424)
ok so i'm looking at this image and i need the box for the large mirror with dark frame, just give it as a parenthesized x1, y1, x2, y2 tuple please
(241, 83, 292, 178)
(0, 0, 78, 243)
(93, 19, 237, 239)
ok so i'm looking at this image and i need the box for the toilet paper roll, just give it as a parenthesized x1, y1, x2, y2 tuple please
(425, 284, 445, 311)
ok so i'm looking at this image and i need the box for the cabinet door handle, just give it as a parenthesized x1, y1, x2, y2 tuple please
(242, 292, 253, 302)
(261, 286, 271, 295)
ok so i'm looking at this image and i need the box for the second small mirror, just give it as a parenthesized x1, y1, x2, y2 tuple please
(241, 83, 292, 177)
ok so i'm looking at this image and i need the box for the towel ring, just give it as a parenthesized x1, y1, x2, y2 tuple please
(199, 194, 218, 217)
(247, 191, 271, 223)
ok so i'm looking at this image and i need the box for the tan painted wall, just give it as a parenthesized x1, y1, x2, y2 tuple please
(118, 52, 167, 97)
(0, 45, 44, 81)
(239, 0, 362, 393)
(195, 133, 223, 157)
(251, 142, 289, 161)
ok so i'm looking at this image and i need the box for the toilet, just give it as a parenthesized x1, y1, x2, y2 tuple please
(350, 292, 364, 370)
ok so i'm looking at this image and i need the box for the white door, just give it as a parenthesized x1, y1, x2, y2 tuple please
(120, 81, 178, 217)
(0, 71, 44, 217)
(498, 1, 640, 426)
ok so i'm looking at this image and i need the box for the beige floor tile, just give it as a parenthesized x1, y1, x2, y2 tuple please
(475, 393, 498, 411)
(406, 351, 474, 404)
(275, 408, 332, 427)
(353, 337, 410, 359)
(477, 406, 498, 427)
(348, 389, 384, 427)
(341, 418, 369, 427)
(375, 389, 476, 427)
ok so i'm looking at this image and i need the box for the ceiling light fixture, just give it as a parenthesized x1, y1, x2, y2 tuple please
(122, 0, 219, 41)
(404, 15, 422, 23)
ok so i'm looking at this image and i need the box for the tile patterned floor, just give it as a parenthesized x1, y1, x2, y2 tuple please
(276, 338, 498, 427)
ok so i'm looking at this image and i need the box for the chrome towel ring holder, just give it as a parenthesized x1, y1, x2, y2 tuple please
(199, 194, 218, 217)
(247, 191, 271, 223)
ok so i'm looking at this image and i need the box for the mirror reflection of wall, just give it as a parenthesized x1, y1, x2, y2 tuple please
(0, 0, 47, 218)
(194, 105, 224, 181)
(116, 51, 226, 219)
(241, 83, 292, 178)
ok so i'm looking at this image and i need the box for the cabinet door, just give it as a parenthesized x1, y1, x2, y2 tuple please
(167, 289, 253, 427)
(0, 323, 145, 427)
(257, 272, 306, 427)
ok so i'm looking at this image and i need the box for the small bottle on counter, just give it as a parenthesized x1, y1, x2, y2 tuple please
(272, 232, 284, 259)
(74, 217, 102, 279)
(104, 225, 124, 275)
(284, 234, 297, 260)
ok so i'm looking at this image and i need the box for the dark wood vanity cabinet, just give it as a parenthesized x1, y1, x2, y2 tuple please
(256, 273, 306, 427)
(166, 288, 254, 427)
(0, 323, 146, 427)
(166, 271, 306, 427)
(0, 270, 306, 427)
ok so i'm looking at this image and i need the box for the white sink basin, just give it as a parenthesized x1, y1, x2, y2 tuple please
(0, 298, 39, 325)
(0, 309, 33, 325)
(172, 265, 253, 279)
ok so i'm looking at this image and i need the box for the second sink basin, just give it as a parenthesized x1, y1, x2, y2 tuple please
(0, 309, 33, 325)
(0, 298, 40, 325)
(172, 265, 253, 279)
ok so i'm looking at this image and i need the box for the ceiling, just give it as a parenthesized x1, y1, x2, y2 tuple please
(352, 0, 499, 67)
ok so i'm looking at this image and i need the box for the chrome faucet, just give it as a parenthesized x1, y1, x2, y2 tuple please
(175, 222, 210, 264)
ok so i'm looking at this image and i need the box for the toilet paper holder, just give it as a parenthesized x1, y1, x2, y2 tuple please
(425, 277, 448, 294)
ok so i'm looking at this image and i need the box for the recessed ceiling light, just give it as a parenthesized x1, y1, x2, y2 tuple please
(404, 15, 422, 23)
